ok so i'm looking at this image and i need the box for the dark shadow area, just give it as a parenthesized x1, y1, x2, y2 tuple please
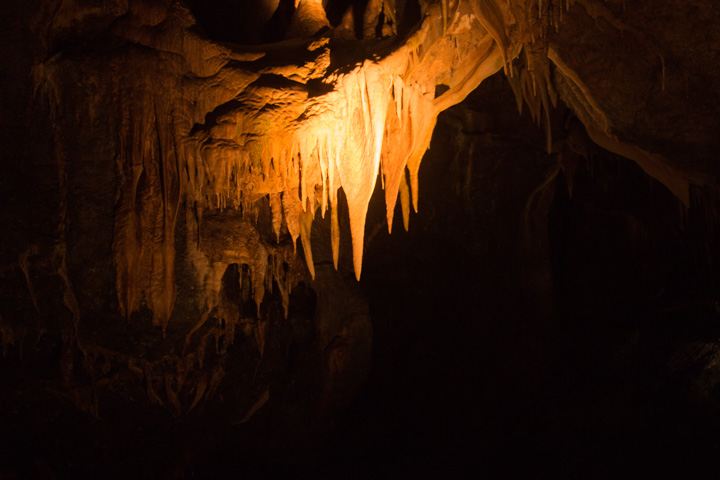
(316, 72, 720, 478)
(186, 0, 295, 45)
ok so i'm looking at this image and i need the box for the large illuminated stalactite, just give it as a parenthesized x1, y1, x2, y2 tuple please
(188, 1, 506, 284)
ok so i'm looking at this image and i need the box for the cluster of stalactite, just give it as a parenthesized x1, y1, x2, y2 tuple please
(82, 0, 511, 332)
(31, 0, 711, 337)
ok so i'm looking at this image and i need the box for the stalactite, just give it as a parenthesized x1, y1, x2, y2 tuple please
(471, 0, 512, 74)
(54, 0, 530, 326)
(174, 0, 509, 286)
(399, 171, 411, 231)
(331, 201, 341, 269)
(299, 201, 316, 279)
(334, 65, 392, 279)
(283, 188, 303, 254)
(584, 124, 712, 207)
(270, 193, 283, 242)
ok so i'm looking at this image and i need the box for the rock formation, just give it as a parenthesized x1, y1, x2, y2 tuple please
(1, 0, 719, 476)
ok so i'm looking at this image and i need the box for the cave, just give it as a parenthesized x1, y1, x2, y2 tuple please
(2, 0, 720, 477)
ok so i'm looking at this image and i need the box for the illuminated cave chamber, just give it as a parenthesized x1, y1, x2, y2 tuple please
(2, 0, 720, 476)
